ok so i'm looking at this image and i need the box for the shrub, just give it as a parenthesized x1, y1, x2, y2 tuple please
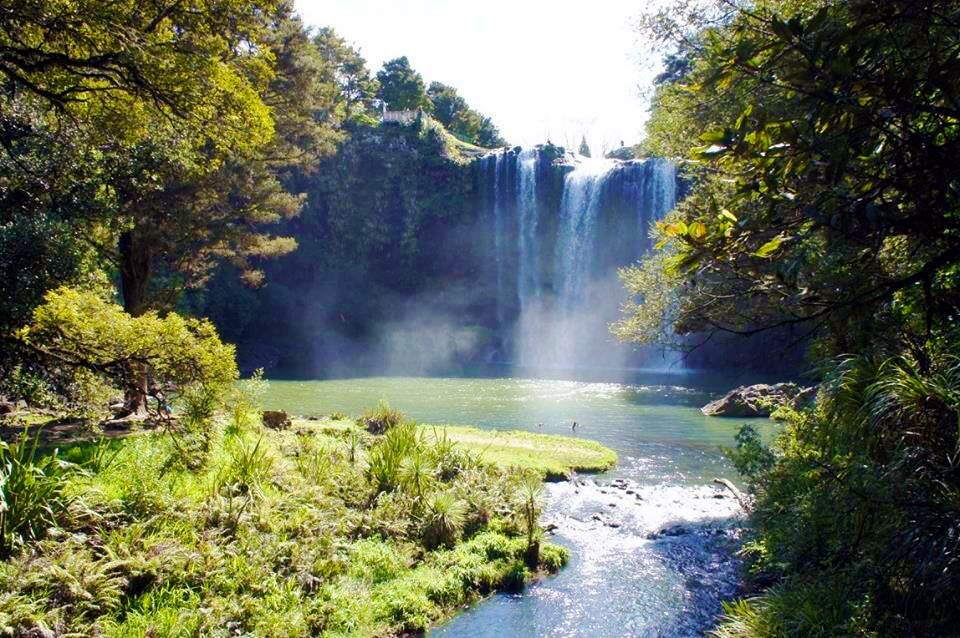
(219, 435, 274, 497)
(0, 364, 58, 409)
(538, 543, 568, 572)
(15, 287, 237, 416)
(225, 368, 268, 435)
(720, 350, 960, 636)
(421, 492, 465, 550)
(0, 432, 75, 555)
(349, 539, 408, 583)
(500, 560, 530, 593)
(366, 423, 421, 494)
(359, 401, 405, 435)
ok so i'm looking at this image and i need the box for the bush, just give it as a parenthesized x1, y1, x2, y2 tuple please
(720, 350, 960, 637)
(366, 423, 421, 494)
(0, 432, 75, 555)
(15, 287, 238, 416)
(0, 364, 58, 409)
(225, 368, 268, 434)
(420, 492, 465, 550)
(538, 543, 568, 573)
(499, 560, 529, 593)
(359, 401, 405, 435)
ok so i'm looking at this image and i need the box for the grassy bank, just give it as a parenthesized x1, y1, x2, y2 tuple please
(0, 409, 616, 637)
(311, 418, 617, 480)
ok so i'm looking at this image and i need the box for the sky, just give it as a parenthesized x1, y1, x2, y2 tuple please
(293, 0, 664, 154)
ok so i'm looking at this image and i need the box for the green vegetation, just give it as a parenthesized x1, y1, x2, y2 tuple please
(428, 82, 507, 148)
(376, 56, 433, 113)
(422, 425, 617, 480)
(0, 398, 594, 636)
(308, 418, 617, 479)
(624, 1, 960, 635)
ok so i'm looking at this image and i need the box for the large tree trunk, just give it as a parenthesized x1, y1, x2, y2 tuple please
(118, 230, 152, 417)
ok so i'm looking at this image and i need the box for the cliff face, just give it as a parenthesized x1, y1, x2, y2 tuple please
(196, 126, 799, 377)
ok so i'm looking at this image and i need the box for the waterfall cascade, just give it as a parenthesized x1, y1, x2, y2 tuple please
(480, 146, 679, 371)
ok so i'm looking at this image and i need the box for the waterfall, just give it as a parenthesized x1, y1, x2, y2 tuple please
(489, 151, 506, 326)
(555, 158, 616, 312)
(516, 148, 539, 310)
(478, 147, 680, 371)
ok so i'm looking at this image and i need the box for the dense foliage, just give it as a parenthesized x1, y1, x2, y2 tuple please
(428, 82, 506, 148)
(14, 288, 238, 417)
(622, 0, 960, 635)
(376, 56, 432, 113)
(0, 409, 571, 636)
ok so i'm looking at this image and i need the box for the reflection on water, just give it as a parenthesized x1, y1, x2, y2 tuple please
(260, 375, 775, 637)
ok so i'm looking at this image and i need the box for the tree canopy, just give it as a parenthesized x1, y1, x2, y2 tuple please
(428, 81, 506, 147)
(621, 0, 960, 360)
(376, 56, 432, 112)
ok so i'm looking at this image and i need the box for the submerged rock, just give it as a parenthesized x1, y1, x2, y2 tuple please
(701, 382, 815, 417)
(647, 524, 690, 539)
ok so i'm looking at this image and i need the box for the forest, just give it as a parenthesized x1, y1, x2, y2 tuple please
(1, 0, 959, 636)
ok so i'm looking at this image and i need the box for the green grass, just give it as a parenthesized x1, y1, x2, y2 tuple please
(301, 418, 617, 480)
(0, 409, 594, 637)
(424, 425, 617, 479)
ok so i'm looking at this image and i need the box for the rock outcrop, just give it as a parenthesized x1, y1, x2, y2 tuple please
(701, 382, 815, 417)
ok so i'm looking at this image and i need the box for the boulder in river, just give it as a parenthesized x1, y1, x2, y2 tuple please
(700, 382, 815, 417)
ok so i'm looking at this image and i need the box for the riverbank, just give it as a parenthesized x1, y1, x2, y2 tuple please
(309, 417, 617, 479)
(0, 409, 616, 637)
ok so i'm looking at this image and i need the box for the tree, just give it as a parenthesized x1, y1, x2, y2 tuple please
(14, 287, 238, 418)
(376, 57, 431, 112)
(426, 81, 506, 147)
(102, 7, 346, 319)
(314, 27, 380, 124)
(1, 2, 347, 413)
(0, 0, 280, 151)
(621, 0, 960, 361)
(620, 1, 960, 634)
(476, 117, 507, 148)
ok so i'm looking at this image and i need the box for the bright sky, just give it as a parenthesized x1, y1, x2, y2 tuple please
(294, 0, 663, 153)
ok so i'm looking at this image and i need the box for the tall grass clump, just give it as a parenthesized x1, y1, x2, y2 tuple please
(219, 435, 274, 496)
(366, 422, 421, 494)
(0, 432, 75, 556)
(359, 401, 405, 434)
(224, 368, 268, 435)
(421, 492, 466, 549)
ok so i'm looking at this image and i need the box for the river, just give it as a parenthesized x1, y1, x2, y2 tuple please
(261, 372, 777, 637)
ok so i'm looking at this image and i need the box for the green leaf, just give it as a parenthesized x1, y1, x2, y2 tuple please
(719, 210, 739, 224)
(663, 221, 688, 237)
(688, 222, 708, 242)
(754, 236, 788, 258)
(693, 144, 728, 159)
(699, 129, 729, 144)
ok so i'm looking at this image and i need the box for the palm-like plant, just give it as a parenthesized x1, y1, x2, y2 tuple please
(0, 431, 75, 556)
(421, 492, 465, 549)
(518, 472, 543, 567)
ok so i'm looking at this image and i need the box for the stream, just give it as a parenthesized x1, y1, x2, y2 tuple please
(261, 373, 777, 637)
